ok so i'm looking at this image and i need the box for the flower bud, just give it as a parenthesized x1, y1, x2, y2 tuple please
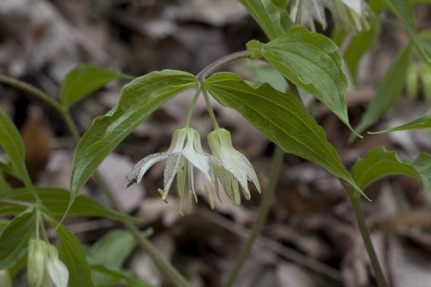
(27, 239, 69, 287)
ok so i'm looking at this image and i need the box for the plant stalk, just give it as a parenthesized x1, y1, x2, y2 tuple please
(224, 145, 284, 287)
(197, 50, 251, 80)
(341, 181, 387, 287)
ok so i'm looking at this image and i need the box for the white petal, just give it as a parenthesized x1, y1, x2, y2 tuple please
(182, 137, 212, 181)
(163, 153, 184, 188)
(127, 152, 171, 184)
(46, 258, 69, 287)
(341, 0, 362, 14)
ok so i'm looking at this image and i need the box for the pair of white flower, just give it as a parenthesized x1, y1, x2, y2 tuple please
(127, 128, 261, 214)
(290, 0, 370, 32)
(27, 239, 69, 287)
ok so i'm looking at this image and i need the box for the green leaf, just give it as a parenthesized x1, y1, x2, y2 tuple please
(352, 147, 431, 190)
(0, 208, 36, 269)
(0, 187, 139, 222)
(239, 0, 292, 40)
(55, 223, 94, 287)
(89, 229, 143, 286)
(384, 0, 431, 62)
(70, 70, 197, 208)
(370, 113, 431, 134)
(60, 65, 130, 109)
(89, 259, 154, 287)
(354, 44, 412, 135)
(205, 72, 362, 194)
(248, 27, 357, 135)
(336, 21, 380, 86)
(0, 107, 28, 181)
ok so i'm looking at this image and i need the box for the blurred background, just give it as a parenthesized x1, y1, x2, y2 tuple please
(1, 0, 431, 286)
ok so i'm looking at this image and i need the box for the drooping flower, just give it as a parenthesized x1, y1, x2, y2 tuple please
(289, 0, 370, 32)
(207, 128, 261, 205)
(126, 127, 214, 214)
(27, 239, 69, 287)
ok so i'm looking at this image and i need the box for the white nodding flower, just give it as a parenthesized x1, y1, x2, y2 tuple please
(290, 0, 370, 32)
(207, 129, 261, 205)
(27, 239, 69, 287)
(126, 127, 214, 214)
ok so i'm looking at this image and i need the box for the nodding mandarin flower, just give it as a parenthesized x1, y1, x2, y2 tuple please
(207, 129, 261, 205)
(127, 127, 262, 213)
(290, 0, 370, 32)
(126, 127, 214, 214)
(27, 239, 69, 287)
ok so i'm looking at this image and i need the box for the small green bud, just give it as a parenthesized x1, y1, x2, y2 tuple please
(27, 239, 69, 287)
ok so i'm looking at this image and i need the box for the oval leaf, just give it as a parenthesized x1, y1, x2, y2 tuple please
(0, 107, 28, 181)
(70, 70, 197, 207)
(205, 72, 362, 194)
(239, 0, 292, 40)
(352, 147, 431, 190)
(0, 187, 139, 222)
(247, 27, 356, 135)
(60, 65, 130, 109)
(0, 208, 36, 269)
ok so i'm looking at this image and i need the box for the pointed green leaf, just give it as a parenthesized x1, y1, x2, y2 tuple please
(384, 0, 430, 62)
(249, 27, 357, 135)
(60, 65, 130, 109)
(0, 187, 139, 222)
(352, 147, 431, 190)
(370, 113, 431, 134)
(0, 208, 36, 269)
(205, 72, 362, 194)
(354, 44, 412, 135)
(239, 0, 293, 40)
(55, 223, 94, 287)
(70, 70, 197, 207)
(0, 107, 28, 181)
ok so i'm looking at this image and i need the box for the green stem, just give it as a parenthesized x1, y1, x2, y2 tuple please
(0, 75, 63, 114)
(202, 87, 219, 129)
(197, 50, 251, 80)
(184, 86, 202, 128)
(224, 146, 284, 287)
(341, 181, 387, 287)
(1, 75, 191, 287)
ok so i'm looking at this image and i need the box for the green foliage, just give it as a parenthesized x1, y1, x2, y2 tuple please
(0, 208, 36, 269)
(204, 72, 362, 194)
(55, 223, 94, 287)
(354, 44, 412, 135)
(384, 0, 431, 62)
(60, 65, 130, 109)
(370, 113, 431, 133)
(89, 229, 153, 286)
(352, 147, 431, 190)
(0, 107, 29, 182)
(333, 21, 380, 86)
(0, 187, 139, 222)
(247, 27, 357, 135)
(239, 0, 292, 40)
(70, 70, 197, 208)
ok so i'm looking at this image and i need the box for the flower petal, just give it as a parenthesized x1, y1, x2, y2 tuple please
(126, 152, 171, 185)
(46, 257, 69, 287)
